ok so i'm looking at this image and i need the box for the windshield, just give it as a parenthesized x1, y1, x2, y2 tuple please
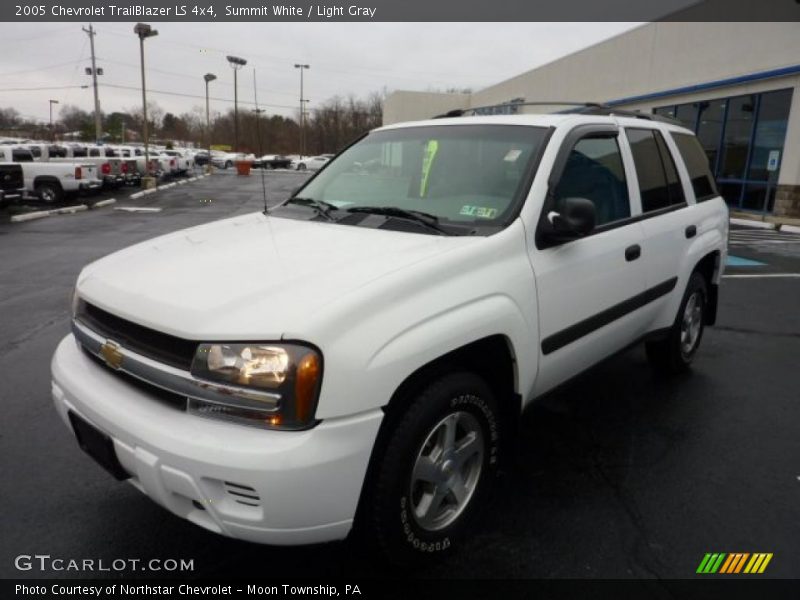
(278, 124, 549, 235)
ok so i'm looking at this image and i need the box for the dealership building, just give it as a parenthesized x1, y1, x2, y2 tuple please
(383, 22, 800, 218)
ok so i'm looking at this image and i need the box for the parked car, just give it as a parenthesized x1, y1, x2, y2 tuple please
(291, 155, 330, 171)
(161, 149, 194, 175)
(53, 110, 727, 564)
(253, 154, 292, 169)
(211, 151, 246, 169)
(192, 151, 210, 167)
(39, 144, 128, 189)
(0, 146, 101, 202)
(0, 162, 25, 206)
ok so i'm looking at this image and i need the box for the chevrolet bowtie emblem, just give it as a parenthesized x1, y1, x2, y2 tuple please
(100, 340, 124, 370)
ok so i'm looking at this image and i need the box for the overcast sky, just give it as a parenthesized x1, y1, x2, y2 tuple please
(0, 22, 643, 123)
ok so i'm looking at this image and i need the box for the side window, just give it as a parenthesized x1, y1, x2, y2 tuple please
(89, 148, 99, 157)
(12, 149, 33, 162)
(29, 146, 42, 158)
(670, 132, 719, 202)
(554, 136, 630, 226)
(626, 128, 685, 212)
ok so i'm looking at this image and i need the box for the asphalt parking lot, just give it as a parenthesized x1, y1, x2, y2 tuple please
(1, 171, 798, 580)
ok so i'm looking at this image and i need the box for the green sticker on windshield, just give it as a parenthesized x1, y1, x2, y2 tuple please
(419, 140, 439, 198)
(460, 205, 498, 219)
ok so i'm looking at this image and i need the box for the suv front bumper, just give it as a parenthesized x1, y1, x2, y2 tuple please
(51, 334, 382, 545)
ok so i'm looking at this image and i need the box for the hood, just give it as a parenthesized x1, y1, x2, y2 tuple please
(78, 212, 476, 340)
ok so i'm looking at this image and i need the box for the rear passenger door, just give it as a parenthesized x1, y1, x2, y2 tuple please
(622, 127, 696, 324)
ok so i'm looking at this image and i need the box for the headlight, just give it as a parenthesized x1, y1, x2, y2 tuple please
(189, 343, 322, 430)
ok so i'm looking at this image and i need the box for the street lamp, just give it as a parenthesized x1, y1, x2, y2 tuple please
(49, 99, 59, 140)
(294, 64, 310, 158)
(226, 55, 247, 152)
(203, 73, 217, 165)
(134, 22, 158, 185)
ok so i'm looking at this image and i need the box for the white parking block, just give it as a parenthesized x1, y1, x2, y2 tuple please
(142, 188, 157, 196)
(91, 198, 117, 209)
(729, 217, 776, 230)
(51, 204, 88, 215)
(129, 191, 145, 199)
(780, 224, 800, 235)
(114, 206, 163, 213)
(10, 210, 50, 223)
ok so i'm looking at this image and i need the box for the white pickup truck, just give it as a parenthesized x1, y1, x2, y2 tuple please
(52, 109, 727, 564)
(0, 146, 101, 202)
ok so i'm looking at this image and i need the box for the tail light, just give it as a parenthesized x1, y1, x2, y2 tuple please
(101, 162, 111, 175)
(74, 166, 82, 180)
(121, 162, 128, 174)
(170, 159, 176, 167)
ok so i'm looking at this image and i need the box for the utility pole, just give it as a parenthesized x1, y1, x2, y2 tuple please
(82, 24, 102, 144)
(49, 99, 59, 141)
(227, 56, 247, 152)
(294, 64, 310, 158)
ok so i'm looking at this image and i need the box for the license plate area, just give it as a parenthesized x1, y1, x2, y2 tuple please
(68, 411, 129, 481)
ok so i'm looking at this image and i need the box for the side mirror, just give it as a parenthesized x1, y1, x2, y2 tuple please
(545, 197, 596, 240)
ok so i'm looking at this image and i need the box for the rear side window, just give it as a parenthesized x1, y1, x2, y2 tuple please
(670, 132, 719, 201)
(89, 148, 100, 157)
(554, 136, 630, 226)
(626, 128, 685, 212)
(11, 149, 33, 162)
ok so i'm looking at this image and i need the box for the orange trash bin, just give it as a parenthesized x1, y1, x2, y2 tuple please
(235, 160, 251, 176)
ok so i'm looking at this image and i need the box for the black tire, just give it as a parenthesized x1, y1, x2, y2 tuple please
(35, 181, 63, 204)
(646, 271, 708, 374)
(297, 163, 307, 171)
(360, 371, 502, 565)
(224, 161, 232, 169)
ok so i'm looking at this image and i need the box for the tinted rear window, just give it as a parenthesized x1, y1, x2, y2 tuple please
(626, 128, 685, 212)
(670, 132, 719, 202)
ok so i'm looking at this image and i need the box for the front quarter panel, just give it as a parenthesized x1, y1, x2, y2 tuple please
(300, 219, 539, 420)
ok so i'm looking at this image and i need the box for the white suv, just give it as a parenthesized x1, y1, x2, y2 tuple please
(52, 110, 727, 563)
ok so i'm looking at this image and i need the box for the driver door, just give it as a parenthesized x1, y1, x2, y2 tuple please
(529, 124, 648, 396)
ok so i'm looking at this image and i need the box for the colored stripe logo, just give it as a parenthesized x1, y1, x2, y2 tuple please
(697, 553, 773, 574)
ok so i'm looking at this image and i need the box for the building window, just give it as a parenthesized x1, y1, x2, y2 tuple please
(719, 94, 757, 180)
(747, 88, 793, 182)
(695, 99, 727, 172)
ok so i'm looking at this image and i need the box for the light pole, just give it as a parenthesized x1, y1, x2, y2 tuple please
(294, 64, 310, 157)
(134, 22, 158, 186)
(203, 73, 217, 167)
(49, 99, 59, 140)
(226, 56, 247, 152)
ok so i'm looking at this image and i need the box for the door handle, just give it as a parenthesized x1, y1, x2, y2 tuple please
(685, 225, 697, 239)
(625, 244, 641, 262)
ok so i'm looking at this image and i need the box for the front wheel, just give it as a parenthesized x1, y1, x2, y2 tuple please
(297, 163, 307, 171)
(646, 272, 708, 374)
(360, 371, 502, 564)
(224, 161, 232, 169)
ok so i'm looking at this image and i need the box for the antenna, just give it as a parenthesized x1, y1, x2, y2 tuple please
(253, 68, 268, 214)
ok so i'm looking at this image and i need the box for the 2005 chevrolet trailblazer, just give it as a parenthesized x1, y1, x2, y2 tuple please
(52, 107, 728, 562)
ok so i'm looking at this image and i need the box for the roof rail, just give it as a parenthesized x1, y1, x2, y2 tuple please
(432, 101, 683, 127)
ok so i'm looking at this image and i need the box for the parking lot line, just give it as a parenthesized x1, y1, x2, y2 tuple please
(723, 273, 800, 279)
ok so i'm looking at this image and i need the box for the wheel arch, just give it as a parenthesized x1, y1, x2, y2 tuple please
(692, 249, 720, 326)
(353, 335, 521, 530)
(33, 175, 62, 189)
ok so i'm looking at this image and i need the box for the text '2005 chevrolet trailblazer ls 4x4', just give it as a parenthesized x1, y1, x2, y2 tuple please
(52, 108, 727, 563)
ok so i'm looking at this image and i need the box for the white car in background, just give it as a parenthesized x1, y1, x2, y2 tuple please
(291, 155, 330, 171)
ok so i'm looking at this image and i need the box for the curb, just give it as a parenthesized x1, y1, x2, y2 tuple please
(729, 217, 776, 230)
(91, 198, 116, 209)
(50, 204, 88, 215)
(10, 210, 50, 223)
(781, 224, 800, 234)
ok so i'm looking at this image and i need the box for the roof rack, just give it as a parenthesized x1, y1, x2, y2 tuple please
(433, 101, 682, 126)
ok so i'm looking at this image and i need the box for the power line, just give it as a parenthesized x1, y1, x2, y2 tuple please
(0, 85, 88, 92)
(0, 58, 89, 79)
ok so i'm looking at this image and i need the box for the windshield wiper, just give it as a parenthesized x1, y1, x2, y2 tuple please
(345, 206, 449, 235)
(283, 197, 338, 221)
